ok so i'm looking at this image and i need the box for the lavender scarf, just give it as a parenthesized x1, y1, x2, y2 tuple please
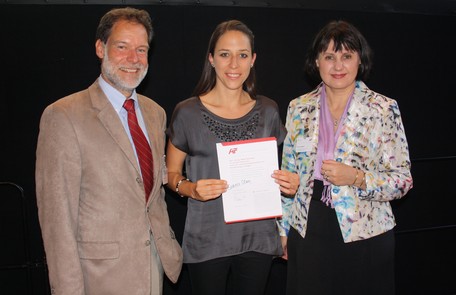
(313, 86, 353, 207)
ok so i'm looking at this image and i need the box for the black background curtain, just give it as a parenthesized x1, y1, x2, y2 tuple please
(1, 3, 455, 294)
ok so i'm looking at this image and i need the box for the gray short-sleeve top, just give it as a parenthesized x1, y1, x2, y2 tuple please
(167, 95, 286, 263)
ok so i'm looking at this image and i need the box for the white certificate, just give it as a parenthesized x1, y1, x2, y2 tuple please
(216, 137, 282, 223)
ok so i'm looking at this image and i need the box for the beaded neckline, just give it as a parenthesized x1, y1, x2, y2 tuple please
(203, 113, 260, 142)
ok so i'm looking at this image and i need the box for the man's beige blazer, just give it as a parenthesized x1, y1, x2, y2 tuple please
(36, 80, 182, 295)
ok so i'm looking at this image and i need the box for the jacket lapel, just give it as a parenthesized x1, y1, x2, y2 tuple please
(335, 81, 371, 149)
(88, 82, 141, 176)
(300, 86, 321, 153)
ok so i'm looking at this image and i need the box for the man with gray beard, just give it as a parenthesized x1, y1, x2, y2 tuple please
(35, 7, 182, 295)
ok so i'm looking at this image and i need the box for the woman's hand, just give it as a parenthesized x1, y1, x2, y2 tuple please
(321, 159, 365, 188)
(167, 140, 228, 201)
(191, 179, 228, 201)
(272, 170, 300, 196)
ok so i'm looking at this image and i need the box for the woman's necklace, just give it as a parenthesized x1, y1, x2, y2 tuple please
(330, 105, 343, 128)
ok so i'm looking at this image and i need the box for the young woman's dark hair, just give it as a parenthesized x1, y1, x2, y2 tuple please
(192, 20, 257, 99)
(305, 20, 373, 83)
(96, 7, 153, 44)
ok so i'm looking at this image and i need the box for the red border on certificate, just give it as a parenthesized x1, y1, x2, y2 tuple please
(220, 137, 277, 146)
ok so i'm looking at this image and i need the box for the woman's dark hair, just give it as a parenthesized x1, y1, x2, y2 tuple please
(192, 20, 257, 99)
(305, 20, 373, 83)
(96, 7, 153, 44)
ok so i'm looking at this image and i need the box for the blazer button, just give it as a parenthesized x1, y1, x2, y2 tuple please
(145, 240, 151, 246)
(136, 177, 142, 184)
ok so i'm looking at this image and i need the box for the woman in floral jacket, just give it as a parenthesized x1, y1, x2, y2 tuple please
(279, 20, 413, 295)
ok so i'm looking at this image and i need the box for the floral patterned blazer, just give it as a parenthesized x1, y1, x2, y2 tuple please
(278, 81, 413, 242)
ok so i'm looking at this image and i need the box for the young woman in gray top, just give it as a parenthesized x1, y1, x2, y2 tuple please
(166, 20, 299, 295)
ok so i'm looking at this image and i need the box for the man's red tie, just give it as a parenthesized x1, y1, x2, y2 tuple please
(123, 99, 153, 202)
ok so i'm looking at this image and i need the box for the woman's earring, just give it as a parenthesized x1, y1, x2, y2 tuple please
(211, 63, 215, 68)
(250, 64, 253, 68)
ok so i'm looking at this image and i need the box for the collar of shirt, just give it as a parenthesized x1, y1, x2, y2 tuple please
(98, 75, 138, 115)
